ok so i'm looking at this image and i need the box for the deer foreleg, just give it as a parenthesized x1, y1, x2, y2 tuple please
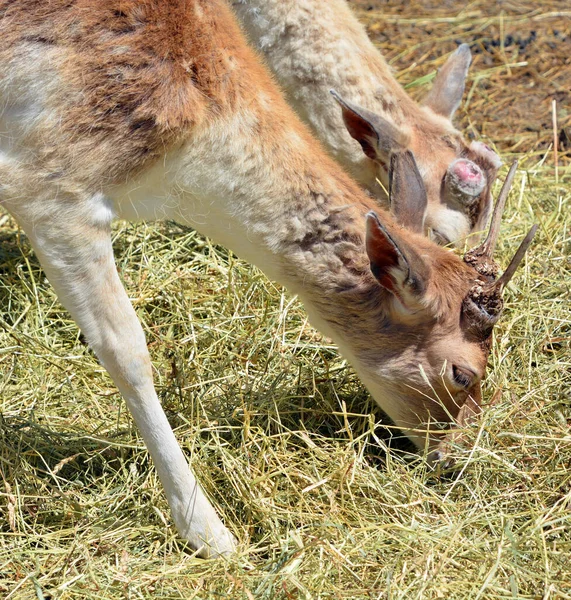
(11, 194, 236, 557)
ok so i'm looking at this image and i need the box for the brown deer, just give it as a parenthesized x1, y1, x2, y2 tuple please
(0, 0, 534, 557)
(234, 0, 503, 246)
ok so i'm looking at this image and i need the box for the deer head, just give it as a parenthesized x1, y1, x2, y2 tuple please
(328, 157, 535, 450)
(330, 45, 502, 247)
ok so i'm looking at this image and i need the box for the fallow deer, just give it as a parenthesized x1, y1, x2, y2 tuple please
(0, 0, 534, 558)
(234, 0, 503, 246)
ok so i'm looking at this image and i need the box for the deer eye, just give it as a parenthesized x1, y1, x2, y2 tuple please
(452, 365, 475, 389)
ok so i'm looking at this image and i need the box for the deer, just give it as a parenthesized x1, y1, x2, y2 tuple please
(233, 0, 503, 247)
(0, 0, 535, 558)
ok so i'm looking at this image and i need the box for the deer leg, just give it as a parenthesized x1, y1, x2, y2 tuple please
(11, 195, 236, 558)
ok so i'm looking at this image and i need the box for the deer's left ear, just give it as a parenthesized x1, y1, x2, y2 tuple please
(389, 150, 427, 234)
(366, 211, 430, 310)
(423, 44, 471, 120)
(331, 90, 410, 161)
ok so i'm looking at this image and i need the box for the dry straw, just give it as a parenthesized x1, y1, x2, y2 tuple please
(1, 1, 570, 598)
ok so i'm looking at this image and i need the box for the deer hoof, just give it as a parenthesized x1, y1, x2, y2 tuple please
(195, 527, 237, 559)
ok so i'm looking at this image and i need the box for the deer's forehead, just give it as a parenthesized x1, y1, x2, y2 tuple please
(410, 133, 461, 166)
(408, 135, 465, 195)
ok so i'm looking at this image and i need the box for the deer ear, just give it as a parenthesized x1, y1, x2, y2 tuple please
(423, 44, 471, 119)
(366, 211, 430, 309)
(330, 89, 409, 161)
(389, 150, 427, 234)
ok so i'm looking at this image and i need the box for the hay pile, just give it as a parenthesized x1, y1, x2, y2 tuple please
(0, 1, 569, 598)
(355, 0, 570, 165)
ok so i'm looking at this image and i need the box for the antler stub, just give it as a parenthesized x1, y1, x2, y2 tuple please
(462, 160, 537, 338)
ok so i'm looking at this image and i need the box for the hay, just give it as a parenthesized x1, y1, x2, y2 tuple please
(0, 1, 570, 598)
(355, 0, 571, 169)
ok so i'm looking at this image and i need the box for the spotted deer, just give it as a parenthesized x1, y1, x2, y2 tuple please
(234, 0, 503, 246)
(0, 0, 534, 558)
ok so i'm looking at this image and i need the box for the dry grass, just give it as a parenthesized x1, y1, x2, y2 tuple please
(355, 0, 571, 166)
(1, 2, 570, 599)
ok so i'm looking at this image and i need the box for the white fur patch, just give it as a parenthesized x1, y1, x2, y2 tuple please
(89, 192, 116, 228)
(426, 204, 470, 246)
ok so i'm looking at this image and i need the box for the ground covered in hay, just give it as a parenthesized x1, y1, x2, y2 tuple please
(0, 2, 570, 599)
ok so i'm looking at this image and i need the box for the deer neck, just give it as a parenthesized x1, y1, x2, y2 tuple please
(234, 0, 418, 194)
(112, 108, 383, 345)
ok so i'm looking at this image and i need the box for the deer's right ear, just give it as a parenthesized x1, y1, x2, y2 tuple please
(330, 90, 409, 161)
(366, 211, 430, 310)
